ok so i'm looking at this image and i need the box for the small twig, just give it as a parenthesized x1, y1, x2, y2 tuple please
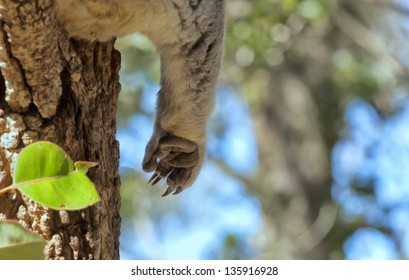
(334, 7, 409, 75)
(0, 185, 18, 196)
(357, 0, 409, 16)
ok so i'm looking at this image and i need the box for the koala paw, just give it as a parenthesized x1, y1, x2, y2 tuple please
(142, 135, 202, 196)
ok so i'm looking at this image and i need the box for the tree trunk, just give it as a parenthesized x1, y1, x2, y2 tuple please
(0, 0, 121, 259)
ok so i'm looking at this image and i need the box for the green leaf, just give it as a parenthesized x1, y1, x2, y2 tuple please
(0, 221, 45, 260)
(13, 141, 100, 210)
(17, 161, 100, 211)
(14, 141, 74, 184)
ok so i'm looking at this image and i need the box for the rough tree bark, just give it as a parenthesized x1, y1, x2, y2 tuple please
(0, 0, 121, 259)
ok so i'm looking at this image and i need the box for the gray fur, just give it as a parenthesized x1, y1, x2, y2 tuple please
(56, 0, 225, 195)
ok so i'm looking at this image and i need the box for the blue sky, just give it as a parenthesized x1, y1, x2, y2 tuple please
(333, 99, 409, 259)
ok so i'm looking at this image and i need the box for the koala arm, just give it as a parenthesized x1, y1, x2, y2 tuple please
(142, 2, 225, 196)
(56, 0, 225, 196)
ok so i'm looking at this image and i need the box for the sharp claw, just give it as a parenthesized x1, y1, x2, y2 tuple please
(173, 186, 184, 195)
(161, 186, 175, 197)
(148, 172, 159, 184)
(151, 175, 162, 186)
(148, 172, 162, 186)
